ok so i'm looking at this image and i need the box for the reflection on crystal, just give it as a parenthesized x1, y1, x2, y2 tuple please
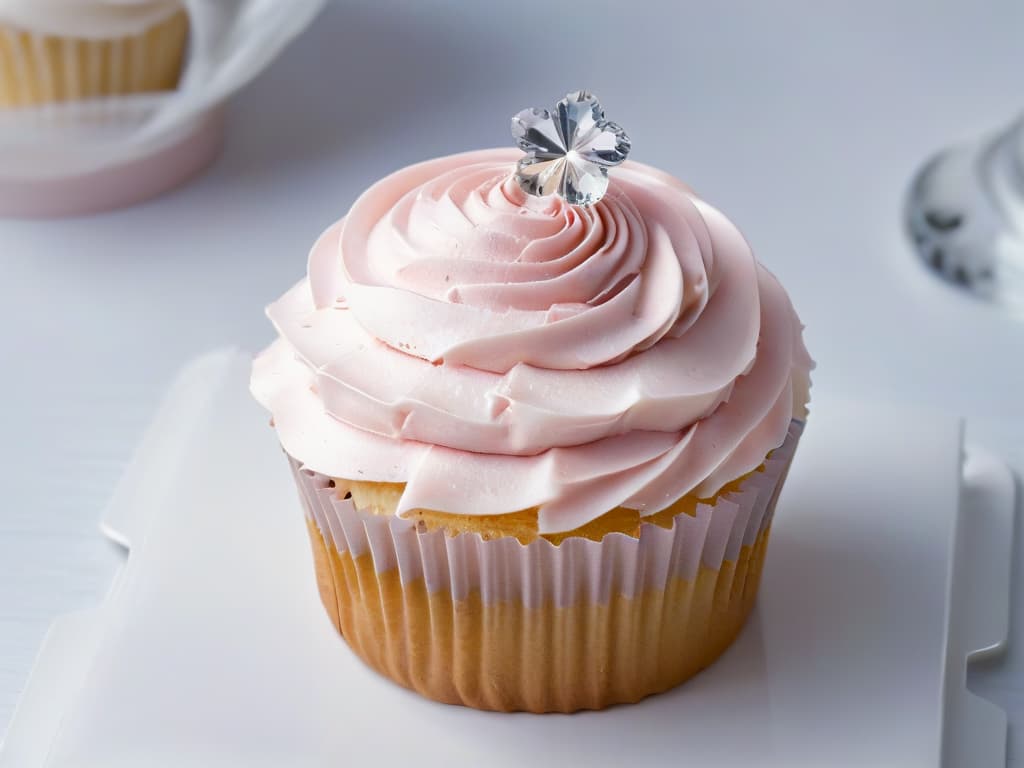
(516, 153, 610, 205)
(511, 91, 630, 207)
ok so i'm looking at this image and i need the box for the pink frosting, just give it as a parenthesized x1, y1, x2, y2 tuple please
(251, 148, 813, 534)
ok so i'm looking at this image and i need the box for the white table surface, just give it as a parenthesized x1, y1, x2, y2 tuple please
(1, 0, 1023, 762)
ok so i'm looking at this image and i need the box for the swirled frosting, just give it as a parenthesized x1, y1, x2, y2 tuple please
(251, 149, 813, 534)
(0, 0, 182, 38)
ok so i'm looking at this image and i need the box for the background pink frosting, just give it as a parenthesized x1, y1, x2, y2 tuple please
(251, 148, 813, 533)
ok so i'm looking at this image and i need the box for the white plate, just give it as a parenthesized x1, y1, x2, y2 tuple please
(0, 350, 1014, 768)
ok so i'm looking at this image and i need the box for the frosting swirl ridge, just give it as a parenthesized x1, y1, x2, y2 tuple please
(252, 148, 812, 533)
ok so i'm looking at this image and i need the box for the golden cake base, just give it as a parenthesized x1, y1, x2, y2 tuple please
(305, 517, 770, 713)
(0, 11, 188, 107)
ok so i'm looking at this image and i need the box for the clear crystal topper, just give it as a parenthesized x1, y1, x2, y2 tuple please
(511, 91, 630, 207)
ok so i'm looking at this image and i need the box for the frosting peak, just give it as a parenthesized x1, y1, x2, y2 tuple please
(252, 149, 813, 533)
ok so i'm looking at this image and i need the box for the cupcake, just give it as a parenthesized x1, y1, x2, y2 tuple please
(0, 0, 188, 108)
(251, 92, 813, 713)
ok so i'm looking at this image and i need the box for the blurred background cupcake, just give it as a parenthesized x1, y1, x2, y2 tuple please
(0, 0, 324, 217)
(0, 0, 188, 108)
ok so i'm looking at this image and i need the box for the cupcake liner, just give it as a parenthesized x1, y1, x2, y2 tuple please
(0, 12, 189, 108)
(290, 420, 802, 712)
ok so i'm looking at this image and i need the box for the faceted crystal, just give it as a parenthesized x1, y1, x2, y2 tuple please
(511, 91, 630, 207)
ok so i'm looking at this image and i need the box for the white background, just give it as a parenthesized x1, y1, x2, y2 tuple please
(1, 0, 1023, 760)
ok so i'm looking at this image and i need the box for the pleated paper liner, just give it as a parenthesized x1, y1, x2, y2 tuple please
(291, 420, 802, 713)
(0, 10, 188, 108)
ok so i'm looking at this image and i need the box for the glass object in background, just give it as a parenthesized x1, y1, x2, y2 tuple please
(906, 115, 1024, 312)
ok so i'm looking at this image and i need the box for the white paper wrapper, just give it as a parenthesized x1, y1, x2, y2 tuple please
(0, 0, 326, 180)
(293, 421, 800, 608)
(287, 421, 803, 712)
